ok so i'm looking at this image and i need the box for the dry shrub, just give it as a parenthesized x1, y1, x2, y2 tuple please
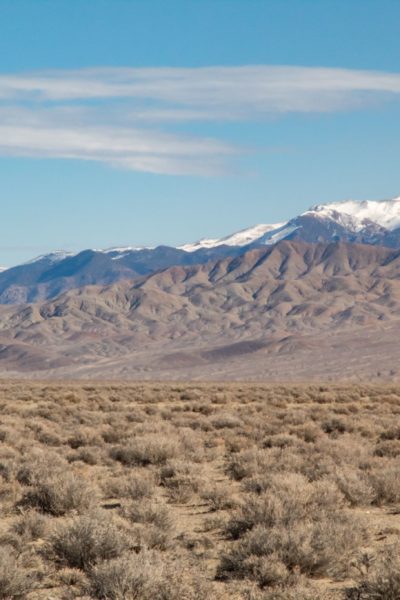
(0, 461, 12, 484)
(178, 531, 215, 555)
(88, 550, 163, 599)
(67, 429, 101, 449)
(189, 401, 214, 416)
(138, 526, 172, 551)
(221, 473, 364, 583)
(379, 427, 400, 441)
(225, 434, 251, 454)
(212, 392, 229, 404)
(166, 482, 196, 504)
(110, 435, 178, 466)
(160, 567, 218, 600)
(102, 428, 129, 444)
(335, 467, 376, 507)
(220, 514, 364, 584)
(69, 447, 100, 465)
(175, 415, 214, 432)
(347, 544, 400, 599)
(369, 464, 400, 504)
(12, 510, 49, 540)
(290, 423, 321, 443)
(211, 413, 243, 429)
(2, 383, 400, 599)
(36, 428, 63, 446)
(57, 567, 88, 587)
(125, 501, 173, 532)
(160, 460, 203, 504)
(239, 553, 290, 588)
(263, 434, 299, 449)
(226, 474, 343, 539)
(48, 510, 128, 570)
(314, 436, 370, 469)
(255, 582, 336, 599)
(88, 552, 215, 600)
(0, 429, 8, 443)
(0, 480, 21, 515)
(226, 449, 274, 482)
(0, 548, 35, 599)
(125, 473, 155, 500)
(200, 485, 237, 511)
(16, 450, 67, 486)
(23, 472, 94, 516)
(101, 477, 124, 499)
(374, 440, 400, 458)
(179, 428, 207, 462)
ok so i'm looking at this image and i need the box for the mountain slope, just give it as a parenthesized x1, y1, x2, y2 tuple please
(1, 240, 400, 379)
(0, 245, 245, 304)
(2, 195, 400, 305)
(178, 222, 286, 251)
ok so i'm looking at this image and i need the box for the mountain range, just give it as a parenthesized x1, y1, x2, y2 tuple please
(2, 196, 400, 305)
(1, 239, 400, 380)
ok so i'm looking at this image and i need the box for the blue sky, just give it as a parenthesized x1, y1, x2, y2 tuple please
(1, 0, 400, 265)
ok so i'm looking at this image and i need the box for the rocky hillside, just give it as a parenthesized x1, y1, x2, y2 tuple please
(1, 240, 400, 379)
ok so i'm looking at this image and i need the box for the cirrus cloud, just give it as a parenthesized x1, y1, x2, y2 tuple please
(0, 65, 400, 175)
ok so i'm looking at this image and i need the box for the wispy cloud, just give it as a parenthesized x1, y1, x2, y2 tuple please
(1, 65, 400, 175)
(0, 105, 237, 176)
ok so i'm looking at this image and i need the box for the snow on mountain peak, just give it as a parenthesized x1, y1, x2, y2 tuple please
(9, 195, 400, 275)
(180, 197, 400, 253)
(179, 222, 286, 253)
(304, 197, 400, 232)
(98, 247, 154, 260)
(25, 250, 76, 265)
(25, 247, 153, 265)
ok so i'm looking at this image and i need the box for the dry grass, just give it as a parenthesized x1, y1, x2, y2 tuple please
(0, 381, 399, 598)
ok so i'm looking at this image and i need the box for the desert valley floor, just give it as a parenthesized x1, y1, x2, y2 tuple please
(0, 382, 399, 599)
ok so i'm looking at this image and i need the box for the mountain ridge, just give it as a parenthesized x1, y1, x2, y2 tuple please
(2, 195, 400, 304)
(1, 239, 400, 380)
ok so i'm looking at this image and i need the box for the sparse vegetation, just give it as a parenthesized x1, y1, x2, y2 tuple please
(22, 471, 93, 515)
(0, 381, 398, 598)
(347, 544, 400, 599)
(0, 548, 35, 598)
(48, 510, 128, 571)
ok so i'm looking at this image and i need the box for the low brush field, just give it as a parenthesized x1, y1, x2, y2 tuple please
(0, 382, 399, 599)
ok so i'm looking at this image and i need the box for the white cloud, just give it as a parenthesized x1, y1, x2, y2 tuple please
(0, 105, 238, 175)
(0, 65, 399, 175)
(2, 66, 400, 110)
(0, 122, 236, 176)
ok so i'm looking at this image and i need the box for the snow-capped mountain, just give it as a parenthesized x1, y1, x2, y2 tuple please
(178, 222, 286, 252)
(179, 196, 400, 252)
(287, 197, 400, 246)
(1, 196, 400, 304)
(26, 250, 76, 265)
(24, 247, 158, 267)
(305, 198, 400, 232)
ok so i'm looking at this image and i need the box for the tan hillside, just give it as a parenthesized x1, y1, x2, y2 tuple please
(0, 241, 400, 379)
